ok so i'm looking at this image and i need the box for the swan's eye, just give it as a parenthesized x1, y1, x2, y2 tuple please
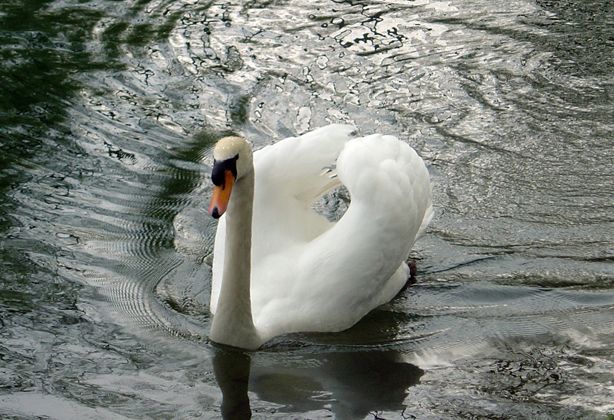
(211, 155, 238, 186)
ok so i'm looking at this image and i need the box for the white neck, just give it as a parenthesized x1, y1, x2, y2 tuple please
(209, 168, 262, 349)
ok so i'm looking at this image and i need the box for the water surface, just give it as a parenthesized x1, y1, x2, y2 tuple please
(1, 0, 613, 418)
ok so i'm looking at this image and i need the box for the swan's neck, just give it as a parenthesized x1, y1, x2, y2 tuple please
(210, 169, 261, 349)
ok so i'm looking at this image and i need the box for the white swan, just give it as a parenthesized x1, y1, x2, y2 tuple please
(208, 125, 432, 349)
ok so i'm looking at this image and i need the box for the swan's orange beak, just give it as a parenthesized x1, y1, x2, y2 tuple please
(209, 170, 235, 219)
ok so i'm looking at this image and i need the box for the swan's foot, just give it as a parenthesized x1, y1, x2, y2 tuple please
(400, 260, 418, 293)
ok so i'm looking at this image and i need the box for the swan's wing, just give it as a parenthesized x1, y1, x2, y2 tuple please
(254, 134, 432, 336)
(254, 124, 357, 202)
(250, 124, 358, 259)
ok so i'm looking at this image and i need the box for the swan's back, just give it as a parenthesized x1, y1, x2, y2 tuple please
(211, 126, 432, 342)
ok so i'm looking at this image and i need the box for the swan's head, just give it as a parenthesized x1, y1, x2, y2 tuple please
(208, 136, 253, 219)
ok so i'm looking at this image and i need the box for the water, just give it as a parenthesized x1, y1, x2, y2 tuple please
(1, 0, 613, 418)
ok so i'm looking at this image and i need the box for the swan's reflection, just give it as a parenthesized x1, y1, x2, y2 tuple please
(213, 343, 423, 419)
(213, 347, 252, 419)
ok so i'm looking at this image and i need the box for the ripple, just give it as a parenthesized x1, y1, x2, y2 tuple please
(2, 0, 613, 418)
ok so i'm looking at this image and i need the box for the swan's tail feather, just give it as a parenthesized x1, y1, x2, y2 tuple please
(416, 203, 434, 240)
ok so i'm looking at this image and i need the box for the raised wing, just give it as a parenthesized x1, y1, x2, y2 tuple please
(254, 134, 433, 335)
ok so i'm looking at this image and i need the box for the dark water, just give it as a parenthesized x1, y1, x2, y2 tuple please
(1, 0, 613, 418)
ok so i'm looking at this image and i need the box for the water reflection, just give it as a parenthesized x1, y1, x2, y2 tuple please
(213, 345, 423, 419)
(2, 0, 613, 417)
(213, 347, 252, 419)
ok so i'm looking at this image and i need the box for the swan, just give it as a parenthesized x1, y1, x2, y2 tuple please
(207, 124, 433, 349)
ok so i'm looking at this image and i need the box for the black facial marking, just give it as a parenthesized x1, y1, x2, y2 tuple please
(211, 155, 238, 186)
